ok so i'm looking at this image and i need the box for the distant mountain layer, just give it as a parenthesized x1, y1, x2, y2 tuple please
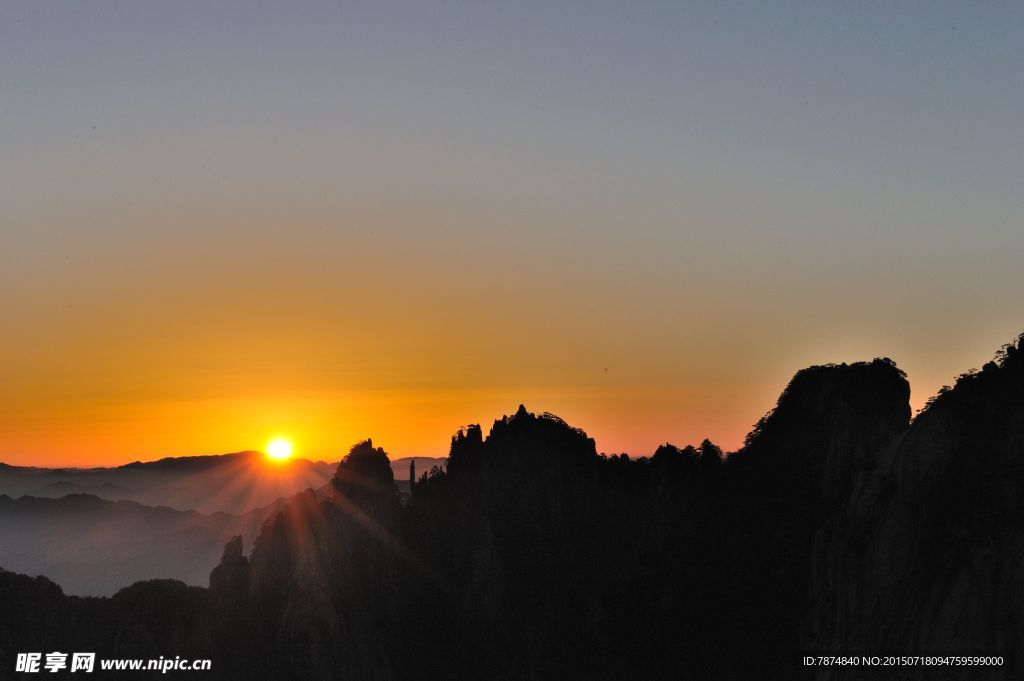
(0, 452, 337, 515)
(34, 481, 134, 495)
(389, 456, 446, 480)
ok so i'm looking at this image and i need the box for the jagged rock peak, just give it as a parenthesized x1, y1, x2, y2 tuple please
(334, 439, 393, 484)
(209, 534, 248, 594)
(221, 535, 243, 562)
(916, 331, 1024, 417)
(745, 358, 910, 449)
(729, 358, 911, 505)
(331, 439, 397, 504)
(446, 405, 600, 484)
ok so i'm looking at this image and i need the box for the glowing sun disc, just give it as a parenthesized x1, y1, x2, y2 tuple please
(266, 438, 293, 461)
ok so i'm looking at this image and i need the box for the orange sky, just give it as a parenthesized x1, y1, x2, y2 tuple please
(4, 4, 1024, 467)
(2, 217, 1019, 468)
(2, 182, 1022, 467)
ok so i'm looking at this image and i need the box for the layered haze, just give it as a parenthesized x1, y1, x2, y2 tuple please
(0, 452, 442, 594)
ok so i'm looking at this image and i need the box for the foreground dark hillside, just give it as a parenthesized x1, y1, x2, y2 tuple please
(3, 336, 1023, 680)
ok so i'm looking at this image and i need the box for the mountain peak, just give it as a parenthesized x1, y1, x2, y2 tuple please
(330, 440, 397, 504)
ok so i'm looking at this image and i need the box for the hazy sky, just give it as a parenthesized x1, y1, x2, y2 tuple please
(3, 2, 1023, 466)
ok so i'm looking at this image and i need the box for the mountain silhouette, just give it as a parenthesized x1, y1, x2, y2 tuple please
(0, 452, 336, 515)
(3, 335, 1024, 679)
(806, 341, 1024, 675)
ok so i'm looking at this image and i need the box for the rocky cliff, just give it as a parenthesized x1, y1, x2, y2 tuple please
(807, 338, 1024, 680)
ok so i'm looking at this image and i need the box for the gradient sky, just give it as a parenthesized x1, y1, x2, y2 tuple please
(3, 1, 1023, 466)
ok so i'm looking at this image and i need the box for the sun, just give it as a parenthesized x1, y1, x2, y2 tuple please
(266, 437, 293, 462)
